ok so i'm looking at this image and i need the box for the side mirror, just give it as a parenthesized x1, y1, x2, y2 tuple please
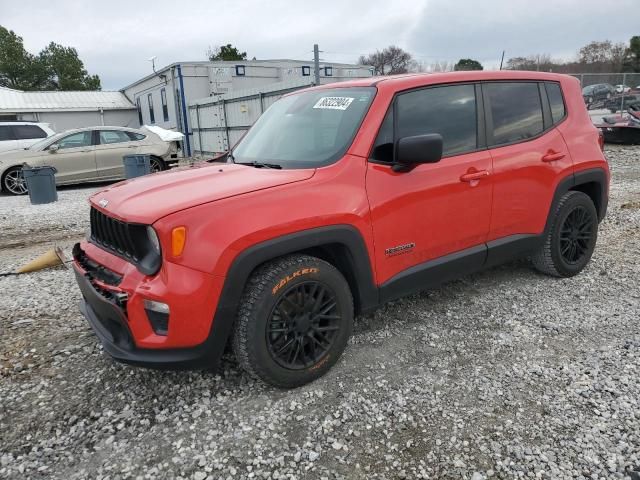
(393, 134, 443, 172)
(49, 144, 59, 153)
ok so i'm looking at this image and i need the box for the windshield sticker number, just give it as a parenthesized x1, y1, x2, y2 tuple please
(313, 97, 354, 110)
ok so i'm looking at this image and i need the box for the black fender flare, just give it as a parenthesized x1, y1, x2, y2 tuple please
(202, 224, 378, 369)
(545, 167, 609, 233)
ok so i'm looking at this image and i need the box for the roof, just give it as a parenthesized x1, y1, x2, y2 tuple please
(121, 59, 371, 91)
(314, 70, 575, 91)
(0, 88, 135, 113)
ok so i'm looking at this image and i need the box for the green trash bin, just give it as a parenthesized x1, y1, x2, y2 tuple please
(22, 166, 57, 205)
(123, 154, 151, 179)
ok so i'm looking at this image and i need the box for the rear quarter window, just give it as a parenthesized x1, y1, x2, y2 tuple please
(0, 126, 15, 141)
(545, 82, 566, 124)
(12, 125, 47, 140)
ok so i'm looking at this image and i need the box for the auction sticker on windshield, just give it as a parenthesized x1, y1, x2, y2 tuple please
(313, 97, 354, 110)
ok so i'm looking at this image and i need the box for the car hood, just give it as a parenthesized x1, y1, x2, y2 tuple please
(90, 162, 316, 224)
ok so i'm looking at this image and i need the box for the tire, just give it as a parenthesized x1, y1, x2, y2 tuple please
(2, 166, 28, 195)
(232, 254, 353, 388)
(532, 191, 598, 277)
(149, 157, 165, 173)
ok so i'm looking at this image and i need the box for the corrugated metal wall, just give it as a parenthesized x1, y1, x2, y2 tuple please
(188, 79, 315, 155)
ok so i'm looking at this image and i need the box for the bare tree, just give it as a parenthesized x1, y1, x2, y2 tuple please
(358, 46, 413, 75)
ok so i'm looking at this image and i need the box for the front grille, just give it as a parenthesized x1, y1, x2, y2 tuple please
(90, 207, 140, 261)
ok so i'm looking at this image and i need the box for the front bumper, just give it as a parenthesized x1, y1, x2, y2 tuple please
(73, 242, 227, 369)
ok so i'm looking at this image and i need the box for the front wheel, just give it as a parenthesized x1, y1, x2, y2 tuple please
(2, 167, 28, 195)
(532, 191, 598, 277)
(232, 254, 353, 388)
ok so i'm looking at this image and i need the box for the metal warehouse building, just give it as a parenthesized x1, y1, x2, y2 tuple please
(0, 86, 138, 132)
(121, 59, 373, 156)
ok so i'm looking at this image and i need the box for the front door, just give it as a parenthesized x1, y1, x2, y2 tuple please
(366, 83, 493, 288)
(47, 130, 96, 184)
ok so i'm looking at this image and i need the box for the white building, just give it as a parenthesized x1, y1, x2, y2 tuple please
(0, 86, 138, 132)
(121, 60, 373, 156)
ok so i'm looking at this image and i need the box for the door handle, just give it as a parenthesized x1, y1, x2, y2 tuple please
(460, 170, 490, 182)
(541, 150, 565, 162)
(127, 145, 137, 148)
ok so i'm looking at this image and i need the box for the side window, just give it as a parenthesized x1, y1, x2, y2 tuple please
(486, 82, 544, 146)
(545, 82, 566, 124)
(13, 125, 47, 140)
(99, 130, 131, 145)
(396, 84, 477, 157)
(0, 126, 15, 141)
(160, 88, 169, 122)
(370, 108, 394, 162)
(148, 93, 155, 124)
(126, 132, 146, 141)
(136, 97, 143, 125)
(56, 131, 92, 149)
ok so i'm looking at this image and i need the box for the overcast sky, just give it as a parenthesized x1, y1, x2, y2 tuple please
(2, 0, 637, 90)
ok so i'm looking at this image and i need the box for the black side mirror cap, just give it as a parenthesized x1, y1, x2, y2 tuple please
(393, 134, 443, 172)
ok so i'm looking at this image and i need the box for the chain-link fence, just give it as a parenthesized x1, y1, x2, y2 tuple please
(569, 73, 640, 115)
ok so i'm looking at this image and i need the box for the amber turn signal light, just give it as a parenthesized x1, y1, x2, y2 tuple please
(171, 227, 186, 256)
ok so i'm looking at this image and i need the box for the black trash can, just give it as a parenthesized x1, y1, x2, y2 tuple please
(123, 154, 151, 179)
(22, 166, 57, 205)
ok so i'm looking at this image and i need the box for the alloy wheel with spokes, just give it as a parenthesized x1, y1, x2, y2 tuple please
(3, 168, 28, 195)
(559, 206, 594, 264)
(266, 281, 341, 370)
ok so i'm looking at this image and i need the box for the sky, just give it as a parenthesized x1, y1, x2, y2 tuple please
(1, 0, 637, 90)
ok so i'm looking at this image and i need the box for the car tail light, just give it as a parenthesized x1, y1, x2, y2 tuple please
(597, 129, 605, 152)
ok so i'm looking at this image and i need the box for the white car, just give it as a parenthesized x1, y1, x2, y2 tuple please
(0, 122, 56, 153)
(615, 85, 632, 94)
(0, 126, 181, 195)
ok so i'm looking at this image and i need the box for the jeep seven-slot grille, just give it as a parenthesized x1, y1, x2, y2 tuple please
(90, 207, 139, 261)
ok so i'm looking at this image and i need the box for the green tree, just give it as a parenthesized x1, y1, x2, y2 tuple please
(0, 26, 100, 91)
(207, 44, 247, 61)
(454, 58, 483, 71)
(624, 36, 640, 72)
(39, 42, 101, 90)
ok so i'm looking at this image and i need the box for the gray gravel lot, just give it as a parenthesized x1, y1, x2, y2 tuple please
(1, 147, 639, 480)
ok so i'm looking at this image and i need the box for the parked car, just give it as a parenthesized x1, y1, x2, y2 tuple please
(0, 126, 179, 195)
(615, 84, 632, 94)
(72, 71, 609, 388)
(582, 83, 615, 107)
(0, 122, 55, 154)
(604, 93, 640, 113)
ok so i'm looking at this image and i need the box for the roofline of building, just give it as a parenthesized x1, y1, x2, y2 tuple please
(0, 106, 136, 113)
(120, 59, 372, 91)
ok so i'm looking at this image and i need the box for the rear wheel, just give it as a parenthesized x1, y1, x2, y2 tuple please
(2, 167, 28, 195)
(532, 191, 598, 277)
(232, 254, 353, 388)
(149, 157, 165, 173)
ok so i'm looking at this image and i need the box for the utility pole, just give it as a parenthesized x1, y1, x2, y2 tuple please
(313, 44, 321, 85)
(499, 50, 505, 70)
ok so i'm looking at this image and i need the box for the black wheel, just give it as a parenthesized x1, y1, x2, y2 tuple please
(532, 191, 598, 277)
(232, 254, 353, 388)
(2, 167, 28, 195)
(149, 157, 165, 173)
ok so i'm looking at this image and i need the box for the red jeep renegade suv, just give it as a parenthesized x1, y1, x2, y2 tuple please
(73, 71, 609, 387)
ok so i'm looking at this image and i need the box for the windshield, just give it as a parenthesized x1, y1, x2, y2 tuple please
(28, 132, 65, 151)
(231, 87, 375, 168)
(582, 85, 596, 94)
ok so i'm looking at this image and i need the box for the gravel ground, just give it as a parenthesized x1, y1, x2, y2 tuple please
(1, 147, 639, 480)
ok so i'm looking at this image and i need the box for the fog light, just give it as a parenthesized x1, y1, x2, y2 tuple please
(144, 299, 170, 335)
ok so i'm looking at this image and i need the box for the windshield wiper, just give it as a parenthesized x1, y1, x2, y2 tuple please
(236, 161, 282, 169)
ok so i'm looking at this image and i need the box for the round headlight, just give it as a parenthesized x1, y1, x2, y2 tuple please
(146, 226, 161, 254)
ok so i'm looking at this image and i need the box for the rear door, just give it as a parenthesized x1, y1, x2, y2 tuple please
(47, 131, 97, 183)
(12, 124, 48, 149)
(0, 126, 18, 153)
(484, 81, 572, 244)
(94, 130, 137, 179)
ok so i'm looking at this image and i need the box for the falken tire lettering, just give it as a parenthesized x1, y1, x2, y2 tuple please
(272, 267, 319, 295)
